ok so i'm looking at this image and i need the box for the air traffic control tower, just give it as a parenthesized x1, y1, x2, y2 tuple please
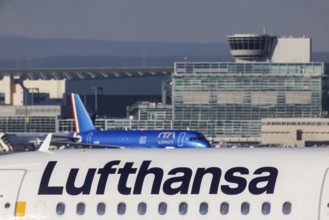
(227, 34, 274, 62)
(227, 34, 311, 63)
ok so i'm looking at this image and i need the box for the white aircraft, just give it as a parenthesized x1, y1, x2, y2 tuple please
(1, 134, 329, 219)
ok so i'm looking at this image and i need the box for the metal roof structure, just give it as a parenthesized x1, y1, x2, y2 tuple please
(0, 67, 174, 80)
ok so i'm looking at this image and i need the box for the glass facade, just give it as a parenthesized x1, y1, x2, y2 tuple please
(0, 116, 57, 132)
(105, 119, 172, 130)
(0, 106, 60, 133)
(172, 62, 327, 137)
(175, 62, 323, 75)
(57, 119, 173, 132)
(228, 35, 273, 51)
(127, 101, 172, 121)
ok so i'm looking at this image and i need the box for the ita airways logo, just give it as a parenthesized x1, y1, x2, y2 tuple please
(158, 132, 176, 139)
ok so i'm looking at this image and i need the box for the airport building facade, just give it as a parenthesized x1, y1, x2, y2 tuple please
(79, 60, 328, 145)
(261, 118, 329, 147)
(171, 62, 328, 140)
(1, 34, 329, 147)
(103, 34, 329, 145)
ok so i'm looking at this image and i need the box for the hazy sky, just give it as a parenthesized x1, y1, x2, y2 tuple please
(0, 0, 328, 51)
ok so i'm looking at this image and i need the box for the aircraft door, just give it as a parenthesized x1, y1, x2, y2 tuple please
(87, 132, 93, 144)
(178, 132, 186, 147)
(319, 168, 329, 220)
(0, 170, 26, 220)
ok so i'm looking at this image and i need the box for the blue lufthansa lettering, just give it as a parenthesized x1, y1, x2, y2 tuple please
(192, 167, 221, 194)
(66, 168, 96, 195)
(96, 160, 120, 194)
(38, 161, 63, 195)
(118, 162, 137, 195)
(221, 167, 249, 195)
(249, 167, 278, 195)
(133, 161, 163, 194)
(38, 160, 278, 195)
(163, 167, 192, 195)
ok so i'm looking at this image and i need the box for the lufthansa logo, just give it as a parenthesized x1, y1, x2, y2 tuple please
(38, 160, 278, 196)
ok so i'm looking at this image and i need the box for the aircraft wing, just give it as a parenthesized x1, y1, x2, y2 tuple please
(50, 140, 125, 149)
(50, 135, 139, 149)
(50, 137, 78, 145)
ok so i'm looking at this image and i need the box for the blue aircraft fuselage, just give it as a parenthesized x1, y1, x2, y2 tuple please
(72, 130, 211, 148)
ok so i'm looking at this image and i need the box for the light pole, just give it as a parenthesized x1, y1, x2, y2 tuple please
(91, 87, 103, 113)
(209, 84, 215, 143)
(24, 89, 27, 132)
(91, 87, 98, 113)
(29, 88, 39, 105)
(24, 88, 38, 132)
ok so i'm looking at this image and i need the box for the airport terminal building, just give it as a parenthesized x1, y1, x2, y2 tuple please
(76, 34, 329, 146)
(172, 61, 327, 140)
(1, 33, 329, 147)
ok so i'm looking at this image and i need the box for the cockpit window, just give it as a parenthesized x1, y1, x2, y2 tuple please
(189, 136, 206, 141)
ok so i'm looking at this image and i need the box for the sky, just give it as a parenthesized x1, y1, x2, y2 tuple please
(0, 0, 328, 51)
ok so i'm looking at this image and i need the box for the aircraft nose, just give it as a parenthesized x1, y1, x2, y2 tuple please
(204, 142, 212, 148)
(197, 141, 211, 148)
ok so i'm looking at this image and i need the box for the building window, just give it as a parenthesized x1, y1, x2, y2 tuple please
(296, 130, 303, 140)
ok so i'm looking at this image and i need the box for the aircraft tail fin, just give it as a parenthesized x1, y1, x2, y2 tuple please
(70, 93, 96, 132)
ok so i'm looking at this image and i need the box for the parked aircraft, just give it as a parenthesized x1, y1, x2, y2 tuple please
(68, 93, 211, 148)
(0, 132, 44, 152)
(1, 134, 329, 219)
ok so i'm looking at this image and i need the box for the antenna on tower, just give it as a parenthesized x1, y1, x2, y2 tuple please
(262, 25, 267, 35)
